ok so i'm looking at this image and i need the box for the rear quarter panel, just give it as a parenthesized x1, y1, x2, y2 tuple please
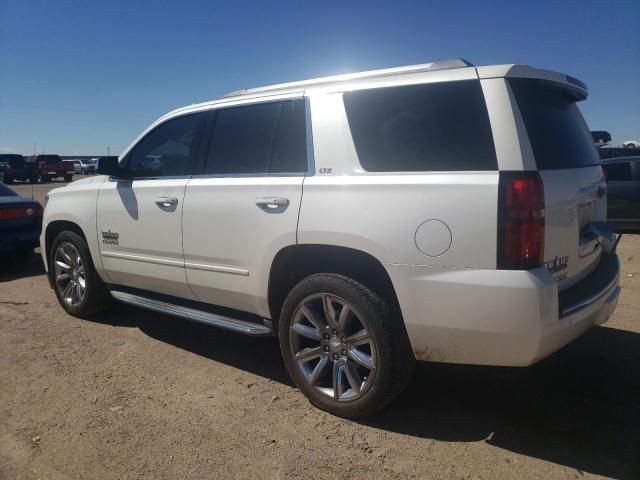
(298, 91, 499, 269)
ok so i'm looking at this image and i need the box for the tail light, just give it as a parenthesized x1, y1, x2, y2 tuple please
(497, 172, 545, 270)
(0, 204, 42, 220)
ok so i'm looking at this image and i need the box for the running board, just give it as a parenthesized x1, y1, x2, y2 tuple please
(110, 290, 273, 337)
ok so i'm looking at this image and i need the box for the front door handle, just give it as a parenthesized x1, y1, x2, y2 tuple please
(255, 197, 290, 209)
(155, 196, 179, 208)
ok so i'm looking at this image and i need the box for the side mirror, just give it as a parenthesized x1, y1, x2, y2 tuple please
(97, 156, 125, 177)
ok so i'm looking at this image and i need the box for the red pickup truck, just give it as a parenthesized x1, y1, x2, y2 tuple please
(26, 155, 74, 183)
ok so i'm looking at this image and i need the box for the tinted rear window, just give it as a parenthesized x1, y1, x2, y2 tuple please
(0, 183, 18, 196)
(343, 80, 497, 172)
(0, 154, 23, 162)
(603, 162, 633, 182)
(509, 79, 599, 170)
(38, 155, 62, 164)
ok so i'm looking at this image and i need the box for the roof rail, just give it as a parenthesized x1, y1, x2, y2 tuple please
(219, 58, 474, 99)
(220, 88, 248, 99)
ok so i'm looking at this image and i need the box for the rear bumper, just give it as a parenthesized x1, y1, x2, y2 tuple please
(607, 219, 640, 234)
(0, 228, 41, 253)
(386, 253, 620, 366)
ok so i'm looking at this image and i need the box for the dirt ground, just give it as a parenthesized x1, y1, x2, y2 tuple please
(1, 179, 639, 479)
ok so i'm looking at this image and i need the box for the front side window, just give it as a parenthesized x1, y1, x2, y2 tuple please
(127, 112, 205, 177)
(343, 81, 497, 172)
(205, 99, 307, 175)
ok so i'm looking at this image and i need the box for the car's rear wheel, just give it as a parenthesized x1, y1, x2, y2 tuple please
(279, 273, 414, 418)
(50, 231, 112, 317)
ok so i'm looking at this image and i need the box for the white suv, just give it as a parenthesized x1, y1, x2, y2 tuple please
(41, 59, 621, 418)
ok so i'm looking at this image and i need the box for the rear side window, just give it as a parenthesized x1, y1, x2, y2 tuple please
(603, 162, 633, 182)
(127, 112, 205, 177)
(343, 80, 497, 172)
(509, 79, 599, 170)
(205, 99, 307, 175)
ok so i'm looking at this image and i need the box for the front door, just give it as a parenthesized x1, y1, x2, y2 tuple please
(97, 110, 207, 298)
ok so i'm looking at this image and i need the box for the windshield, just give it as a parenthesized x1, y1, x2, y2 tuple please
(509, 79, 599, 170)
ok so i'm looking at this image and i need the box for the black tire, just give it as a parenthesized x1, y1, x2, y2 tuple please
(29, 176, 38, 184)
(279, 273, 414, 418)
(49, 231, 112, 317)
(4, 176, 13, 184)
(64, 175, 72, 182)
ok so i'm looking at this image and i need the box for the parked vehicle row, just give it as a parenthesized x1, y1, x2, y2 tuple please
(40, 59, 622, 418)
(0, 154, 74, 184)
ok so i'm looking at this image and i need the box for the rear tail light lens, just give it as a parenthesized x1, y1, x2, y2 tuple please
(0, 204, 42, 220)
(497, 172, 545, 270)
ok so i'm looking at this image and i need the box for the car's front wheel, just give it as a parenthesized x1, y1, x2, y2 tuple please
(50, 231, 112, 317)
(279, 273, 414, 418)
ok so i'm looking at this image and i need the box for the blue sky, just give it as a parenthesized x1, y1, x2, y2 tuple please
(0, 0, 638, 156)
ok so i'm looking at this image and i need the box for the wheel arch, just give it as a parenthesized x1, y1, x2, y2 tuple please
(268, 244, 404, 331)
(44, 220, 89, 287)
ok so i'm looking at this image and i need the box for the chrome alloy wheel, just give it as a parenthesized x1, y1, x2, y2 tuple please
(289, 293, 377, 401)
(53, 242, 86, 306)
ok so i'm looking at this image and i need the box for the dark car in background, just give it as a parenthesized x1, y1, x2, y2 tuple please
(602, 156, 640, 233)
(0, 154, 39, 184)
(0, 182, 43, 259)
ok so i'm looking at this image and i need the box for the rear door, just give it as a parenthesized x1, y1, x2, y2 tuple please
(97, 111, 207, 298)
(182, 97, 308, 316)
(509, 78, 608, 289)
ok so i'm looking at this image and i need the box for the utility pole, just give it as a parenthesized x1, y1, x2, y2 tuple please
(107, 146, 110, 156)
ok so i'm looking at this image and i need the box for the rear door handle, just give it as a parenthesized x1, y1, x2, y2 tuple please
(155, 196, 179, 208)
(255, 197, 289, 209)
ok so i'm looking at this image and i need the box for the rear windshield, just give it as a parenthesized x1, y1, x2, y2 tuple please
(509, 79, 599, 170)
(343, 80, 498, 172)
(0, 154, 23, 163)
(39, 155, 62, 164)
(0, 183, 18, 196)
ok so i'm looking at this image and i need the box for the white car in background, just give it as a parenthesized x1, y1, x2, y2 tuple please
(63, 159, 95, 175)
(623, 140, 640, 149)
(40, 59, 621, 418)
